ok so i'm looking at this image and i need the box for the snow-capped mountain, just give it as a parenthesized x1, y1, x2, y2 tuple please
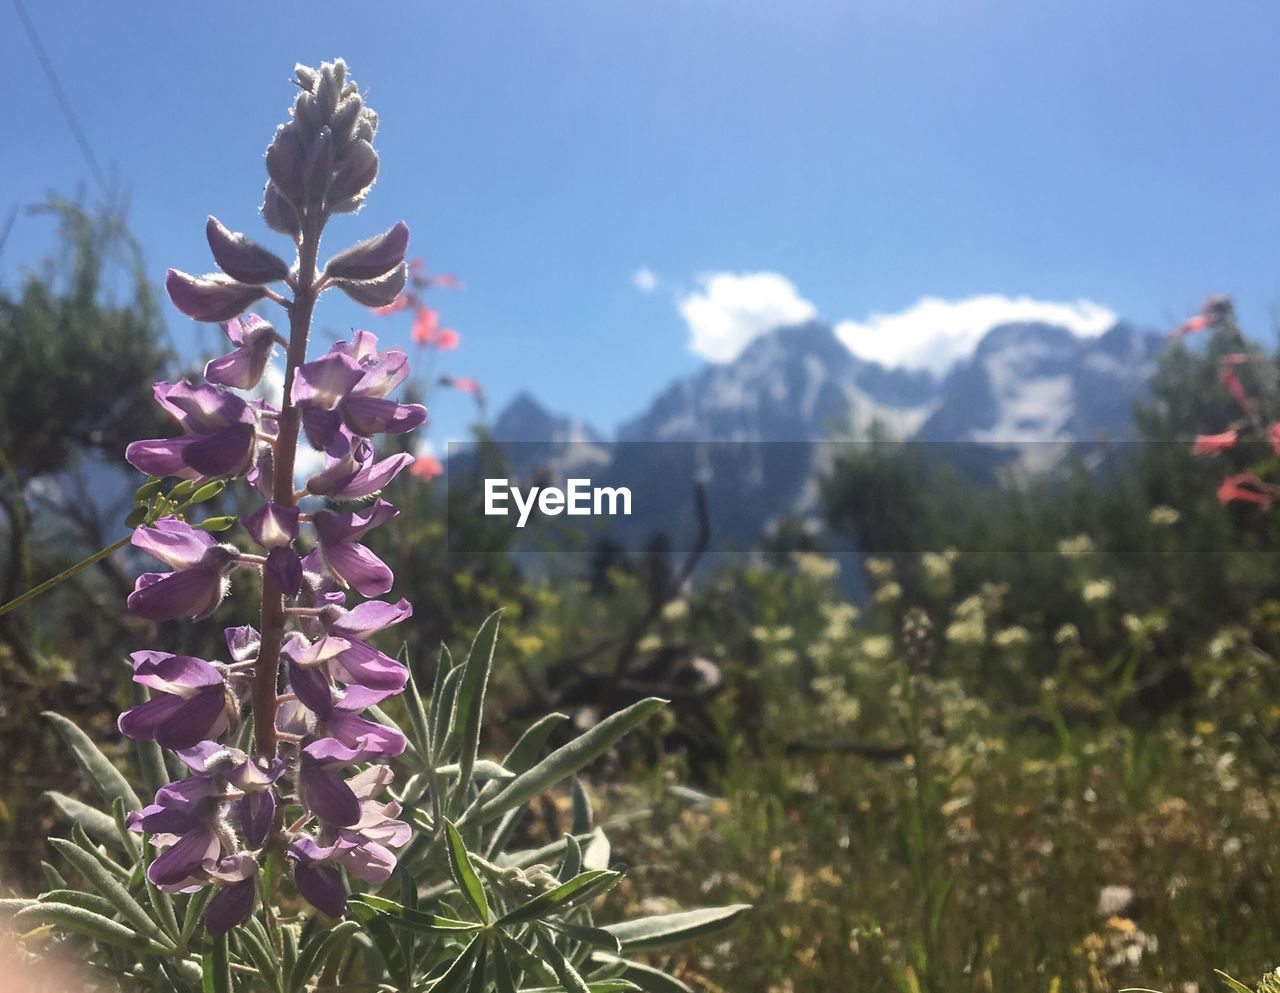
(475, 318, 1162, 549)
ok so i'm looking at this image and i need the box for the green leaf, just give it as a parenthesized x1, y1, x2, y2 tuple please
(437, 759, 515, 780)
(520, 984, 641, 993)
(0, 898, 34, 920)
(582, 828, 611, 872)
(471, 699, 666, 827)
(602, 904, 751, 951)
(44, 790, 123, 851)
(497, 870, 621, 926)
(203, 933, 231, 993)
(349, 895, 484, 935)
(559, 834, 583, 883)
(38, 888, 117, 917)
(548, 920, 622, 953)
(180, 887, 214, 950)
(445, 818, 491, 923)
(535, 926, 591, 993)
(448, 610, 501, 810)
(430, 934, 483, 993)
(13, 901, 155, 952)
(50, 836, 172, 948)
(429, 645, 461, 756)
(1214, 972, 1256, 993)
(588, 956, 694, 993)
(492, 938, 520, 993)
(240, 912, 283, 990)
(571, 777, 593, 834)
(288, 919, 361, 993)
(43, 711, 142, 811)
(400, 645, 432, 758)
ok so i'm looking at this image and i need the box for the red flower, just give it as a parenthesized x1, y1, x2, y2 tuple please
(441, 375, 481, 394)
(410, 454, 443, 481)
(1219, 366, 1254, 410)
(1218, 472, 1274, 508)
(430, 273, 463, 290)
(1168, 314, 1209, 339)
(1193, 430, 1238, 456)
(373, 295, 413, 316)
(434, 328, 460, 350)
(411, 306, 439, 345)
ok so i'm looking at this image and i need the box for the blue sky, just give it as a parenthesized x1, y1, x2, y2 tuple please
(4, 1, 1279, 445)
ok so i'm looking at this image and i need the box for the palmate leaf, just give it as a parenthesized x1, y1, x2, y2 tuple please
(601, 904, 752, 951)
(497, 870, 621, 927)
(49, 836, 172, 948)
(349, 895, 483, 936)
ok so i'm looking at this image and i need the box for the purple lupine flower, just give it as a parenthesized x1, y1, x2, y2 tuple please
(118, 651, 234, 749)
(288, 765, 408, 916)
(296, 738, 388, 828)
(204, 315, 278, 390)
(291, 332, 426, 450)
(288, 664, 406, 758)
(127, 518, 239, 621)
(305, 430, 414, 500)
(203, 853, 260, 935)
(126, 381, 258, 481)
(310, 499, 399, 596)
(281, 601, 409, 693)
(244, 502, 303, 596)
(128, 776, 224, 891)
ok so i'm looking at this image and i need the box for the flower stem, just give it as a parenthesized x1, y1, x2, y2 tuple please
(252, 216, 322, 760)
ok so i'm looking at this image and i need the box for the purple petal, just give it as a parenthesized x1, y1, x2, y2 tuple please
(300, 403, 345, 452)
(340, 396, 427, 437)
(128, 569, 227, 622)
(130, 653, 223, 695)
(238, 790, 276, 848)
(328, 640, 408, 693)
(292, 858, 347, 918)
(338, 838, 397, 885)
(226, 625, 261, 663)
(291, 352, 363, 408)
(331, 598, 413, 639)
(205, 344, 271, 391)
(331, 452, 415, 500)
(266, 548, 303, 597)
(131, 518, 216, 570)
(205, 876, 257, 935)
(148, 827, 220, 888)
(298, 757, 361, 827)
(118, 689, 227, 749)
(324, 711, 406, 758)
(314, 500, 399, 546)
(320, 541, 394, 597)
(154, 380, 253, 431)
(125, 437, 201, 479)
(351, 349, 409, 398)
(244, 503, 300, 550)
(181, 424, 256, 477)
(289, 661, 336, 717)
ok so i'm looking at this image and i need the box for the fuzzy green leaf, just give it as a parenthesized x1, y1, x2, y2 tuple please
(602, 904, 751, 951)
(43, 711, 142, 811)
(445, 818, 491, 923)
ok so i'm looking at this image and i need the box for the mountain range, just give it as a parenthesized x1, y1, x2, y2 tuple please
(479, 319, 1163, 552)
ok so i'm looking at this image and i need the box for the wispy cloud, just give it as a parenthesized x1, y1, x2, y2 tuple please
(677, 271, 818, 363)
(834, 295, 1117, 376)
(632, 267, 659, 293)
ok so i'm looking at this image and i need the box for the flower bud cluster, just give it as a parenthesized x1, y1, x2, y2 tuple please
(117, 61, 422, 935)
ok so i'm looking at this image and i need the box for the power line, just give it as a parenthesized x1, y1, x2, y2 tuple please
(11, 0, 108, 196)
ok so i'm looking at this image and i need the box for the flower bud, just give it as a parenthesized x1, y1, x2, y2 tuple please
(266, 123, 306, 205)
(261, 182, 302, 238)
(323, 222, 409, 281)
(304, 126, 335, 204)
(329, 95, 363, 148)
(328, 140, 377, 206)
(206, 216, 290, 285)
(294, 64, 319, 91)
(330, 262, 407, 309)
(166, 270, 266, 323)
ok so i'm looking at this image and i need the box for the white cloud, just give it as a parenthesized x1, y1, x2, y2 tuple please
(833, 295, 1117, 376)
(632, 267, 658, 293)
(678, 271, 818, 363)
